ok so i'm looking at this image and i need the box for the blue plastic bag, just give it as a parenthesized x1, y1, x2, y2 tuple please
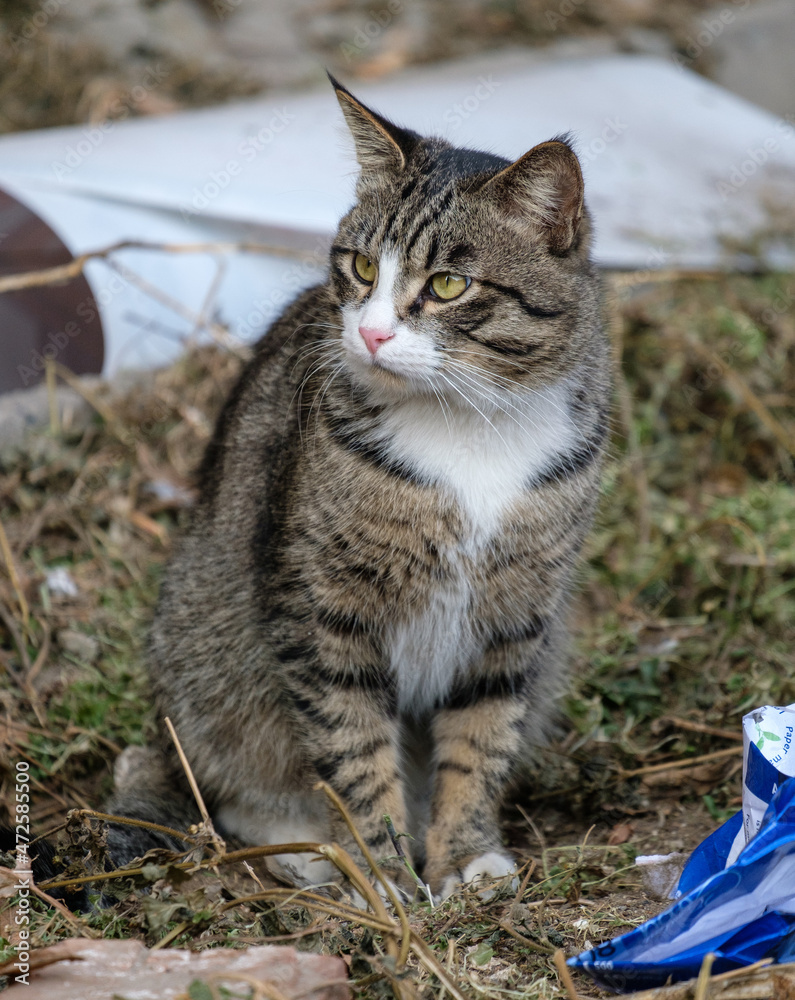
(678, 713, 795, 895)
(569, 775, 795, 992)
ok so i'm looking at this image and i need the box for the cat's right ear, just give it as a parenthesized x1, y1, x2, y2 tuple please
(329, 73, 417, 184)
(482, 138, 585, 255)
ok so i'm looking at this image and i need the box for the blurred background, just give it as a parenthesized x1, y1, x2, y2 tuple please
(2, 0, 794, 394)
(1, 0, 793, 131)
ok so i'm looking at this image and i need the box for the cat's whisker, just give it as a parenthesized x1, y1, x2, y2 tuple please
(301, 355, 338, 416)
(291, 346, 345, 446)
(294, 346, 348, 453)
(447, 366, 536, 408)
(278, 317, 343, 362)
(434, 370, 510, 448)
(292, 347, 342, 377)
(444, 356, 546, 408)
(290, 338, 344, 368)
(440, 366, 600, 500)
(447, 357, 599, 454)
(442, 353, 553, 403)
(440, 363, 527, 429)
(292, 321, 344, 338)
(295, 337, 344, 363)
(421, 374, 454, 438)
(446, 365, 522, 410)
(310, 362, 347, 458)
(292, 331, 343, 349)
(436, 358, 514, 410)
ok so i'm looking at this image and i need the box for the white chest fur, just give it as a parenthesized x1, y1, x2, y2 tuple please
(381, 381, 578, 713)
(378, 381, 578, 539)
(389, 566, 474, 715)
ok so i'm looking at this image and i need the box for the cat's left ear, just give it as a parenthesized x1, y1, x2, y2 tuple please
(483, 138, 584, 255)
(330, 73, 418, 183)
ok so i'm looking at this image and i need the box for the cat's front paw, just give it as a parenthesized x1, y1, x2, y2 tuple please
(436, 851, 517, 901)
(347, 873, 416, 911)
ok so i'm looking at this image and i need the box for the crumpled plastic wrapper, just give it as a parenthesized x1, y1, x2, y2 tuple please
(569, 703, 795, 992)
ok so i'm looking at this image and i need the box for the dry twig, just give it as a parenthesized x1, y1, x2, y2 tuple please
(620, 745, 742, 779)
(0, 516, 29, 628)
(165, 716, 226, 857)
(0, 239, 320, 295)
(553, 948, 582, 1000)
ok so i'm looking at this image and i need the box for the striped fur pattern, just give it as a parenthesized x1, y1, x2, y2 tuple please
(107, 79, 611, 899)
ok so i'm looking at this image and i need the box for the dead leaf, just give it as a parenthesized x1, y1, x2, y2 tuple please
(128, 509, 169, 543)
(607, 822, 634, 846)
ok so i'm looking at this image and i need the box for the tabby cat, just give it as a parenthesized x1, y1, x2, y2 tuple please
(107, 76, 610, 900)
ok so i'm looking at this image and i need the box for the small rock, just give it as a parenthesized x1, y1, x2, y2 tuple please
(507, 902, 533, 927)
(57, 629, 99, 663)
(635, 852, 688, 900)
(46, 567, 79, 598)
(0, 385, 92, 454)
(146, 477, 193, 507)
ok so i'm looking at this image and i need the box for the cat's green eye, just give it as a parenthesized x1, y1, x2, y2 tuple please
(353, 253, 377, 284)
(430, 273, 470, 301)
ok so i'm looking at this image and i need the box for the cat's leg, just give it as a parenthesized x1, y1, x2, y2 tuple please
(289, 680, 415, 896)
(215, 792, 335, 886)
(104, 745, 202, 867)
(424, 697, 525, 899)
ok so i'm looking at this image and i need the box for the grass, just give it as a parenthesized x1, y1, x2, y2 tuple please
(0, 269, 794, 998)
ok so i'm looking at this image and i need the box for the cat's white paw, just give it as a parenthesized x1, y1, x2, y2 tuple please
(439, 852, 517, 900)
(348, 875, 410, 911)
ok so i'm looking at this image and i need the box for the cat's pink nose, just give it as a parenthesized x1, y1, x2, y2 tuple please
(359, 326, 394, 355)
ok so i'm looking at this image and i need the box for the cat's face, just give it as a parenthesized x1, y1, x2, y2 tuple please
(328, 79, 597, 409)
